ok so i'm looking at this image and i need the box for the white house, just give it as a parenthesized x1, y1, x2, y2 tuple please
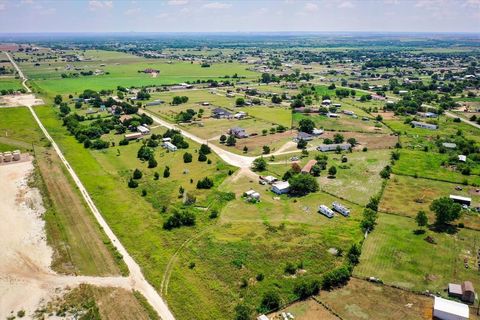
(319, 205, 334, 218)
(137, 125, 150, 135)
(163, 141, 178, 152)
(433, 296, 469, 320)
(271, 181, 290, 195)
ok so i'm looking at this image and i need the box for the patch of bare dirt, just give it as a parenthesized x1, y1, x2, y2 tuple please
(0, 94, 44, 108)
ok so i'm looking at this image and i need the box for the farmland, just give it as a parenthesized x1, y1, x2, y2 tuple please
(1, 30, 480, 320)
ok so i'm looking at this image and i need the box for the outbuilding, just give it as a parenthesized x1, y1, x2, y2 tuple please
(318, 205, 334, 218)
(137, 125, 150, 135)
(450, 195, 472, 206)
(317, 143, 351, 152)
(458, 155, 467, 162)
(461, 281, 475, 304)
(271, 181, 290, 195)
(433, 296, 469, 320)
(124, 132, 143, 140)
(332, 202, 350, 217)
(163, 141, 178, 152)
(301, 160, 317, 174)
(411, 121, 437, 130)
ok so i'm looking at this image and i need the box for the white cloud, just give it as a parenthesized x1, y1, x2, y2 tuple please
(304, 2, 318, 11)
(20, 0, 34, 4)
(203, 2, 231, 9)
(167, 0, 188, 5)
(338, 1, 355, 9)
(0, 1, 5, 11)
(39, 7, 56, 15)
(88, 0, 113, 11)
(125, 7, 141, 15)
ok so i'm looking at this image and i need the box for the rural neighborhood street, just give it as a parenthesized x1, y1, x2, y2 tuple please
(5, 52, 176, 320)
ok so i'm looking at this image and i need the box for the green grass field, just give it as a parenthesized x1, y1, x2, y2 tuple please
(380, 174, 480, 229)
(20, 50, 258, 95)
(355, 213, 480, 293)
(0, 77, 23, 91)
(392, 149, 480, 185)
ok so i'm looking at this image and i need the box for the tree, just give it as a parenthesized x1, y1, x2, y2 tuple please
(288, 174, 319, 195)
(59, 103, 71, 115)
(328, 166, 337, 177)
(347, 137, 357, 146)
(252, 157, 267, 171)
(294, 279, 320, 300)
(311, 164, 321, 177)
(347, 243, 361, 265)
(219, 135, 227, 143)
(262, 145, 270, 154)
(271, 95, 282, 104)
(260, 290, 281, 312)
(199, 144, 211, 155)
(148, 156, 158, 168)
(235, 97, 245, 106)
(133, 168, 143, 179)
(298, 118, 315, 133)
(54, 95, 62, 105)
(163, 166, 170, 178)
(234, 304, 252, 320)
(430, 197, 462, 227)
(197, 177, 214, 189)
(360, 208, 377, 232)
(128, 178, 138, 188)
(297, 139, 307, 149)
(243, 146, 248, 153)
(415, 210, 428, 228)
(333, 133, 344, 144)
(198, 152, 207, 162)
(183, 152, 193, 163)
(226, 135, 236, 146)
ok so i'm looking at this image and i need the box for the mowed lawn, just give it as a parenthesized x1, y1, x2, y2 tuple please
(355, 213, 480, 293)
(380, 174, 480, 229)
(393, 149, 480, 185)
(242, 106, 292, 127)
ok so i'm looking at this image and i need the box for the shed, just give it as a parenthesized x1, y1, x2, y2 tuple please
(295, 132, 314, 142)
(458, 155, 467, 162)
(262, 176, 278, 184)
(312, 128, 324, 136)
(433, 296, 469, 320)
(442, 142, 457, 149)
(411, 121, 437, 130)
(271, 181, 290, 195)
(163, 142, 178, 152)
(461, 281, 475, 304)
(450, 195, 471, 206)
(449, 283, 463, 298)
(317, 143, 351, 152)
(137, 125, 150, 135)
(257, 315, 269, 320)
(124, 132, 142, 140)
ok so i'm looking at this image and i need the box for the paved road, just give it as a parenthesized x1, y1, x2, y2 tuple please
(6, 51, 176, 320)
(140, 109, 256, 168)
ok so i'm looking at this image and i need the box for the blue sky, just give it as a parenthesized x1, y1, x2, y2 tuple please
(0, 0, 479, 33)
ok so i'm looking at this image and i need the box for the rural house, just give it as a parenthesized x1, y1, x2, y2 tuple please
(212, 108, 233, 119)
(271, 181, 290, 195)
(317, 143, 351, 152)
(229, 127, 249, 138)
(294, 132, 314, 142)
(163, 141, 178, 152)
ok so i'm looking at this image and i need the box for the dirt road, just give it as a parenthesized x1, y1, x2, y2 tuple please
(4, 51, 30, 93)
(4, 53, 176, 319)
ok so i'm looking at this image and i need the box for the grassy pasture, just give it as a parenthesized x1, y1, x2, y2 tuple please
(354, 213, 480, 293)
(20, 49, 258, 95)
(380, 174, 480, 229)
(293, 112, 388, 133)
(319, 278, 433, 320)
(392, 149, 480, 185)
(242, 106, 292, 127)
(0, 77, 23, 91)
(0, 107, 47, 147)
(163, 173, 364, 319)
